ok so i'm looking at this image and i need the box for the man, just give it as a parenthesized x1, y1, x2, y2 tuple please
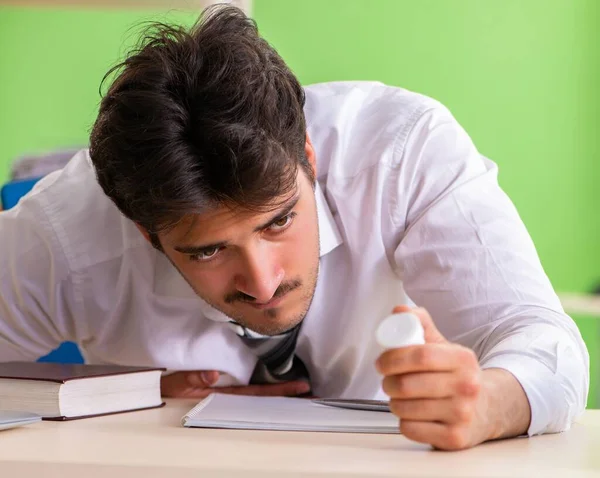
(0, 6, 588, 450)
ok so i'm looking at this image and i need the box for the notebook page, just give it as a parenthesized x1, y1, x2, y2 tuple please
(182, 394, 399, 433)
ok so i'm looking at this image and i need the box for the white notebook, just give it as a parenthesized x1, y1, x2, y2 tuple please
(181, 393, 400, 434)
(0, 410, 41, 431)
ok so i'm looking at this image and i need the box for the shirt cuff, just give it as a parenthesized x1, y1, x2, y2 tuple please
(480, 353, 568, 436)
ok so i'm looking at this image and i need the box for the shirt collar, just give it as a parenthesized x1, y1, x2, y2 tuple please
(315, 181, 343, 258)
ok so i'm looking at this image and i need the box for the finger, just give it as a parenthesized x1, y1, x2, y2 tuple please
(160, 371, 220, 398)
(376, 343, 478, 376)
(161, 372, 191, 397)
(389, 398, 475, 424)
(161, 372, 203, 398)
(392, 306, 446, 344)
(217, 380, 311, 397)
(382, 371, 480, 399)
(186, 370, 220, 387)
(400, 420, 472, 451)
(392, 305, 412, 314)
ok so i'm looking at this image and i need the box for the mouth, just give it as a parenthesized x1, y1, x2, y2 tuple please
(245, 292, 290, 310)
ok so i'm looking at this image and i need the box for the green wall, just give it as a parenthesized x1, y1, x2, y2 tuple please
(0, 1, 598, 405)
(0, 7, 197, 180)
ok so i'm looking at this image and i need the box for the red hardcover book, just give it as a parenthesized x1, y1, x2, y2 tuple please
(0, 362, 165, 420)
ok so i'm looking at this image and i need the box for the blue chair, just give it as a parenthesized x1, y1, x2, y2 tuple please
(0, 177, 42, 209)
(1, 177, 84, 364)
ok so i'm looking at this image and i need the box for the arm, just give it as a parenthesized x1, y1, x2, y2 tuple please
(482, 367, 531, 440)
(377, 304, 532, 449)
(380, 105, 588, 446)
(0, 195, 80, 361)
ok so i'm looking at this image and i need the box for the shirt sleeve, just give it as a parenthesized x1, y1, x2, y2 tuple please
(0, 192, 81, 361)
(388, 105, 589, 436)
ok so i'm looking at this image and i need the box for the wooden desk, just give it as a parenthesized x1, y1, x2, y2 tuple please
(1, 399, 599, 478)
(560, 293, 600, 317)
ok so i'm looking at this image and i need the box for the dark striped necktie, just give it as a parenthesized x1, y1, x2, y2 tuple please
(231, 322, 310, 386)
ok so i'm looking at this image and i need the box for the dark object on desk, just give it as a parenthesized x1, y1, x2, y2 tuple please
(313, 398, 391, 412)
(0, 362, 165, 420)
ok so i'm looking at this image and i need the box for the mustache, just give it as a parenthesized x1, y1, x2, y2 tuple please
(224, 279, 302, 304)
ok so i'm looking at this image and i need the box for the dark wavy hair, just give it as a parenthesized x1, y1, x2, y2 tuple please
(89, 5, 311, 234)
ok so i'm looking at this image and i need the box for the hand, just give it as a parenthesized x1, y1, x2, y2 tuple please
(161, 370, 311, 399)
(376, 305, 515, 450)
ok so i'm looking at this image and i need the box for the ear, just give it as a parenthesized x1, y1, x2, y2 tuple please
(136, 224, 164, 251)
(305, 132, 316, 177)
(135, 223, 152, 243)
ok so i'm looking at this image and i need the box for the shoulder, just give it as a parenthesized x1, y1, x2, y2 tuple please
(8, 149, 149, 273)
(304, 81, 440, 116)
(303, 81, 453, 179)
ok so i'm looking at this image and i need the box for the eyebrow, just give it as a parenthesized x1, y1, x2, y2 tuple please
(173, 194, 300, 255)
(253, 195, 300, 233)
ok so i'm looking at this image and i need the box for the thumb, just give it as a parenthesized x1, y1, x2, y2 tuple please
(190, 370, 220, 387)
(392, 305, 447, 344)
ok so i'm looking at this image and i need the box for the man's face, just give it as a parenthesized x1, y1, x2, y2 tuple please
(156, 169, 320, 336)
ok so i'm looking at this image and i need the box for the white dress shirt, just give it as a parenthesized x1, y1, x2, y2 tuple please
(0, 81, 588, 436)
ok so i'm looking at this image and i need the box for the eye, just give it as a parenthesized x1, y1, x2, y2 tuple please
(268, 212, 296, 232)
(189, 246, 222, 262)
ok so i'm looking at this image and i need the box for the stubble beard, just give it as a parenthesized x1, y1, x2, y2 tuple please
(218, 263, 319, 336)
(168, 256, 320, 336)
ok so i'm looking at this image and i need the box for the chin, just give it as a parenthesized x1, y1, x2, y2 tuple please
(236, 306, 305, 336)
(249, 316, 303, 336)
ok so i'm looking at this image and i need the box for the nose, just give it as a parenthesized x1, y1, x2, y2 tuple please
(234, 243, 284, 304)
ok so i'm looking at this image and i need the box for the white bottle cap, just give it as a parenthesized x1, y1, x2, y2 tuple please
(376, 313, 425, 349)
